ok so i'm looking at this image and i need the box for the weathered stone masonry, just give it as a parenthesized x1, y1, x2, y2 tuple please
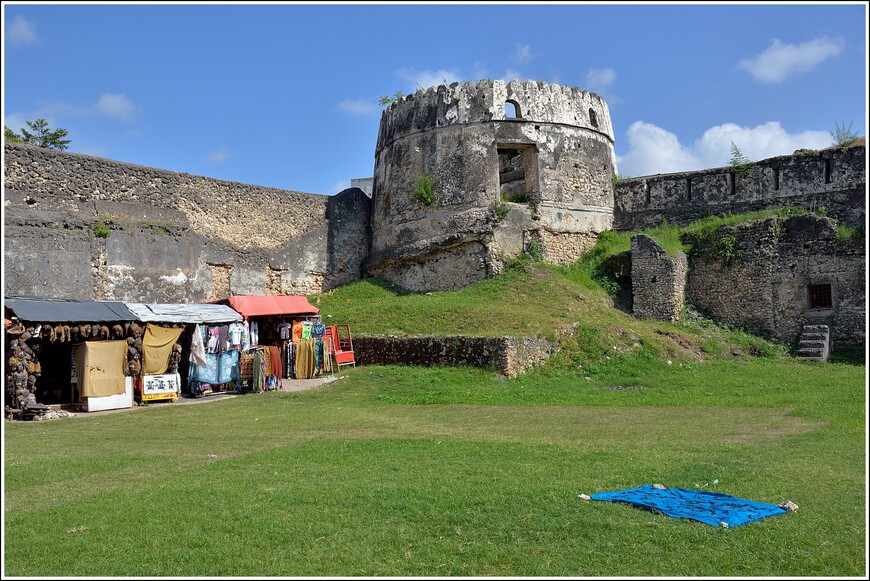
(684, 215, 865, 347)
(3, 86, 866, 356)
(353, 335, 554, 378)
(4, 142, 370, 301)
(614, 145, 865, 230)
(630, 234, 688, 322)
(368, 79, 616, 291)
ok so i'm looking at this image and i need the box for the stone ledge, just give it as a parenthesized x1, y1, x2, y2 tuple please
(352, 335, 553, 377)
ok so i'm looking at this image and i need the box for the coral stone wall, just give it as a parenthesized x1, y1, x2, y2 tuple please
(3, 142, 370, 301)
(369, 79, 616, 291)
(631, 234, 688, 322)
(613, 145, 866, 230)
(352, 335, 554, 377)
(684, 215, 865, 346)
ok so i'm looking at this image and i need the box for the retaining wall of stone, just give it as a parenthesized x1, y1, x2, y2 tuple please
(352, 335, 554, 377)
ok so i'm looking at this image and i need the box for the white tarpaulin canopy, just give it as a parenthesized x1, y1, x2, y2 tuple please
(125, 303, 242, 324)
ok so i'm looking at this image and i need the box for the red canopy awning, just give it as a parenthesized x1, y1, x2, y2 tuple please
(215, 295, 319, 319)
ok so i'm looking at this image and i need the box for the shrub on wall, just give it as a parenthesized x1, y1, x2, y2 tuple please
(412, 175, 436, 206)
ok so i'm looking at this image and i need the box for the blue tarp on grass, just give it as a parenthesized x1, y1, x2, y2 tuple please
(590, 484, 788, 528)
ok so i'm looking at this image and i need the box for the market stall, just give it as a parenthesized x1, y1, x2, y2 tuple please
(4, 297, 140, 414)
(124, 302, 243, 401)
(213, 295, 332, 387)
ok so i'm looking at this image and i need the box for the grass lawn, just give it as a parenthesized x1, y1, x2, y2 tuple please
(3, 356, 865, 577)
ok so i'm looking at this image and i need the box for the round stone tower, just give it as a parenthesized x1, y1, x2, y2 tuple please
(369, 79, 616, 291)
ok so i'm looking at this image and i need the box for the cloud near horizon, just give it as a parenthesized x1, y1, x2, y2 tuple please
(395, 67, 462, 92)
(93, 93, 142, 123)
(6, 93, 143, 127)
(206, 149, 231, 163)
(738, 36, 844, 83)
(616, 120, 831, 177)
(512, 44, 533, 65)
(6, 15, 38, 46)
(585, 68, 617, 92)
(336, 98, 377, 118)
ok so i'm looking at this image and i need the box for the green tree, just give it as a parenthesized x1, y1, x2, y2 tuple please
(4, 126, 23, 143)
(830, 120, 859, 148)
(4, 118, 71, 150)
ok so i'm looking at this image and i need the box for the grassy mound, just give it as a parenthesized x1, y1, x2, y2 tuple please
(310, 261, 785, 371)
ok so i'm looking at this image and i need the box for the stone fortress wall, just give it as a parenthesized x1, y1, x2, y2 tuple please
(2, 81, 866, 351)
(613, 145, 865, 230)
(368, 79, 617, 291)
(3, 141, 370, 302)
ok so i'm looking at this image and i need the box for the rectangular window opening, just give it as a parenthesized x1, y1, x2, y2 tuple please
(686, 178, 692, 201)
(497, 145, 538, 204)
(729, 172, 736, 196)
(824, 160, 831, 184)
(807, 283, 833, 310)
(645, 182, 651, 205)
(773, 168, 780, 191)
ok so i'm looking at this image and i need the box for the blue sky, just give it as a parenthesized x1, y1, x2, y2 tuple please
(3, 1, 867, 195)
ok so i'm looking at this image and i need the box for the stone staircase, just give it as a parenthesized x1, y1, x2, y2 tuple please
(795, 322, 831, 362)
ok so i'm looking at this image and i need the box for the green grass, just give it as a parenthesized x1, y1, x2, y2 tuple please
(4, 355, 865, 576)
(311, 254, 789, 368)
(5, 210, 866, 576)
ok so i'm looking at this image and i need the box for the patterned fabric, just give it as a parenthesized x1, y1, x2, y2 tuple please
(78, 340, 127, 398)
(189, 350, 240, 385)
(239, 352, 255, 380)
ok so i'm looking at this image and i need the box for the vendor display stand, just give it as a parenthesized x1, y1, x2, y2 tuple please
(141, 373, 181, 403)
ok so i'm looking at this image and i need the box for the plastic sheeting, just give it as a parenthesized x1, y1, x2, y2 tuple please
(215, 295, 319, 318)
(590, 484, 788, 528)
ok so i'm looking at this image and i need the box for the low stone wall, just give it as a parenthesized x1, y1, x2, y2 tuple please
(352, 335, 554, 377)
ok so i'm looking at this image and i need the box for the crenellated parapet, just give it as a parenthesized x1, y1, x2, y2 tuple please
(613, 144, 866, 230)
(376, 79, 614, 150)
(369, 79, 617, 291)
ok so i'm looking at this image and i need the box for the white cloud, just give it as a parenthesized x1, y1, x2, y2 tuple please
(616, 120, 830, 177)
(331, 179, 351, 195)
(692, 121, 830, 166)
(94, 93, 142, 122)
(6, 15, 38, 46)
(585, 67, 617, 92)
(336, 98, 376, 118)
(395, 68, 462, 92)
(206, 149, 230, 163)
(499, 69, 523, 83)
(738, 37, 844, 83)
(512, 44, 533, 65)
(7, 93, 143, 128)
(617, 122, 702, 177)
